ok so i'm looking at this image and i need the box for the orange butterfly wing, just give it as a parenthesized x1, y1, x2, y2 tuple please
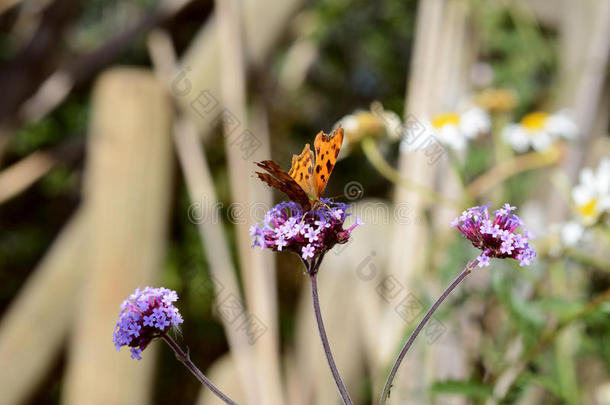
(313, 125, 344, 197)
(255, 125, 343, 209)
(254, 160, 312, 210)
(287, 144, 317, 198)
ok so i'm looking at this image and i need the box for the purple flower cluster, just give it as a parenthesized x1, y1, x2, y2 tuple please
(250, 198, 362, 266)
(113, 287, 184, 360)
(452, 203, 536, 268)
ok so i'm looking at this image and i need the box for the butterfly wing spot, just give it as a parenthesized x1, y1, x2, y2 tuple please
(288, 144, 316, 198)
(254, 126, 343, 210)
(314, 132, 323, 156)
(313, 126, 344, 197)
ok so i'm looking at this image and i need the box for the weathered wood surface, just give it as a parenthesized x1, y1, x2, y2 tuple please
(148, 29, 266, 403)
(61, 68, 173, 405)
(175, 0, 305, 140)
(546, 0, 610, 221)
(214, 0, 284, 403)
(0, 211, 87, 405)
(383, 1, 472, 403)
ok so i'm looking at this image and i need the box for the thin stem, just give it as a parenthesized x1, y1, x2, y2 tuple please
(162, 334, 239, 405)
(466, 146, 561, 199)
(491, 285, 610, 401)
(361, 136, 462, 208)
(379, 260, 478, 405)
(309, 271, 354, 405)
(564, 247, 610, 273)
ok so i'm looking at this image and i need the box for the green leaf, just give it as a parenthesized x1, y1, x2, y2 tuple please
(430, 379, 493, 400)
(523, 372, 565, 400)
(536, 296, 585, 321)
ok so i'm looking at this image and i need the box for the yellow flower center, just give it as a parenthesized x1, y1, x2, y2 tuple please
(520, 112, 549, 131)
(355, 112, 386, 133)
(431, 112, 460, 129)
(343, 112, 386, 143)
(475, 88, 517, 112)
(576, 198, 598, 219)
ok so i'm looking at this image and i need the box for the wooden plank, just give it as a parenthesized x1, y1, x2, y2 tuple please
(0, 211, 87, 405)
(383, 1, 472, 403)
(148, 31, 263, 403)
(213, 0, 284, 403)
(61, 68, 173, 405)
(175, 0, 305, 139)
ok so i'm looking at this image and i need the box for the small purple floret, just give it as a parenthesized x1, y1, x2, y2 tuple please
(452, 203, 536, 268)
(113, 287, 184, 360)
(251, 198, 362, 264)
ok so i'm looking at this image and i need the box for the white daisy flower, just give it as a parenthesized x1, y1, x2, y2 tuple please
(502, 110, 577, 153)
(571, 158, 610, 225)
(429, 107, 491, 151)
(336, 105, 402, 144)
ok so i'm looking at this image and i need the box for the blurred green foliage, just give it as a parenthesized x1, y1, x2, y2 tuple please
(471, 0, 558, 115)
(12, 98, 87, 156)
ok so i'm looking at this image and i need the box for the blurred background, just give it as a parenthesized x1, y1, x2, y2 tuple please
(0, 0, 609, 404)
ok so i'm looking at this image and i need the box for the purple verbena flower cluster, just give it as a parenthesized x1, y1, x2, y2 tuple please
(452, 203, 536, 268)
(113, 286, 184, 360)
(250, 198, 362, 265)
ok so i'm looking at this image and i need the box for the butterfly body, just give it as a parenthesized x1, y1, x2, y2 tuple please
(255, 126, 344, 211)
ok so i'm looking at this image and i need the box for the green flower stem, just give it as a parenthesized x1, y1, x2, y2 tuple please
(491, 285, 610, 401)
(309, 263, 354, 405)
(379, 259, 478, 405)
(564, 247, 610, 273)
(361, 136, 462, 207)
(162, 334, 239, 405)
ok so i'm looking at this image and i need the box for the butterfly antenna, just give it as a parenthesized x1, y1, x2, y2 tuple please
(326, 189, 362, 201)
(325, 193, 343, 201)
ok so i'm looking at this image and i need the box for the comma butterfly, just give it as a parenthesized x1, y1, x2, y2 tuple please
(255, 126, 344, 211)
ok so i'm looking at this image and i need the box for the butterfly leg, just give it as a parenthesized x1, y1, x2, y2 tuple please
(321, 201, 341, 220)
(298, 211, 309, 226)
